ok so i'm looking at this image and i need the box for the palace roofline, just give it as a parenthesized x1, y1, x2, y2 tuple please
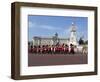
(33, 36, 69, 40)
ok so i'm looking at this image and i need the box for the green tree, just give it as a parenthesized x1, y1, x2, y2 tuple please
(79, 37, 84, 45)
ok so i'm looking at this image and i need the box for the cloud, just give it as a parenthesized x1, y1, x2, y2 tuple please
(63, 27, 70, 35)
(58, 27, 70, 38)
(77, 31, 87, 40)
(40, 25, 61, 30)
(28, 21, 61, 30)
(28, 21, 36, 28)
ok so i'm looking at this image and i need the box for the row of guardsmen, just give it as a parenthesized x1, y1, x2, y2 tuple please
(28, 44, 76, 54)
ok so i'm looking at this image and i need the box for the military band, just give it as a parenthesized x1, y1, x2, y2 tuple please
(28, 44, 76, 54)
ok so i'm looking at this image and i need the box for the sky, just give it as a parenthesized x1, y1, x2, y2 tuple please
(28, 15, 88, 41)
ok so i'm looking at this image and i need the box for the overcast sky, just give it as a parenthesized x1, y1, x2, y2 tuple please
(28, 15, 88, 41)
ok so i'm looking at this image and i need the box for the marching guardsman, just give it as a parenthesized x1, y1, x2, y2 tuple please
(46, 46, 48, 54)
(59, 46, 62, 54)
(50, 45, 53, 54)
(30, 45, 33, 53)
(61, 44, 65, 54)
(70, 44, 75, 54)
(55, 46, 58, 54)
(40, 46, 43, 54)
(44, 45, 47, 54)
(42, 45, 45, 54)
(52, 45, 56, 54)
(38, 45, 41, 54)
(65, 44, 69, 54)
(28, 45, 31, 53)
(49, 45, 52, 54)
(57, 46, 59, 54)
(36, 46, 39, 54)
(46, 45, 49, 54)
(32, 46, 36, 53)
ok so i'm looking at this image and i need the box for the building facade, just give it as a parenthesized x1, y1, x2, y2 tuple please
(32, 22, 78, 46)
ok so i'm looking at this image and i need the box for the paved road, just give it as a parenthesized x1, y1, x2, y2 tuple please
(28, 53, 87, 66)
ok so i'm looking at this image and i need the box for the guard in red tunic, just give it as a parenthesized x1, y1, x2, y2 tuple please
(55, 46, 57, 54)
(42, 45, 45, 54)
(70, 44, 75, 54)
(47, 45, 50, 54)
(44, 45, 47, 54)
(50, 45, 53, 54)
(40, 46, 43, 54)
(65, 45, 69, 54)
(38, 46, 41, 54)
(51, 45, 56, 54)
(58, 45, 61, 54)
(32, 46, 36, 53)
(61, 44, 65, 54)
